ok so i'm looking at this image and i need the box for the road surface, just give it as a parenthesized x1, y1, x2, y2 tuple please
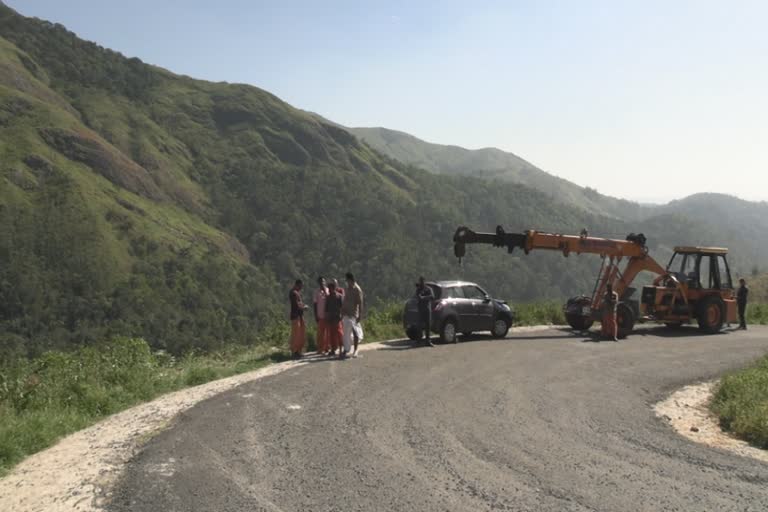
(108, 326, 768, 512)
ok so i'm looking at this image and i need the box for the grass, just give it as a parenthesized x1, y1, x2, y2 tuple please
(513, 300, 566, 326)
(747, 303, 768, 325)
(711, 353, 768, 449)
(0, 337, 286, 477)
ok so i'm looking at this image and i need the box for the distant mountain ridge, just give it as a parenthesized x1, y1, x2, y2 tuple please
(349, 126, 652, 220)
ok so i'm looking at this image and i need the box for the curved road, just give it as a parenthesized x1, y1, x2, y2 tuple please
(109, 327, 768, 512)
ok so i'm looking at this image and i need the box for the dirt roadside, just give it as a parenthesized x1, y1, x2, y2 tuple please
(654, 381, 768, 464)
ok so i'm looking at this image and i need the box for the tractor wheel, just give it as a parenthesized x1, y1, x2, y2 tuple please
(616, 303, 636, 339)
(566, 314, 594, 331)
(698, 296, 725, 334)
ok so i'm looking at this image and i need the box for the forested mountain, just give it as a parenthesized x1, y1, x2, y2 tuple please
(0, 3, 764, 357)
(346, 129, 768, 273)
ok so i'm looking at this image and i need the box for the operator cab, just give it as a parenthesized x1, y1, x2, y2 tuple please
(666, 246, 733, 290)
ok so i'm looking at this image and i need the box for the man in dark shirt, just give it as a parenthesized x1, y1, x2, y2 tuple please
(289, 279, 307, 359)
(416, 276, 435, 347)
(737, 278, 749, 330)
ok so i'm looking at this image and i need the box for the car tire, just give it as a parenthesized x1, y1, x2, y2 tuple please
(440, 318, 457, 343)
(491, 317, 510, 338)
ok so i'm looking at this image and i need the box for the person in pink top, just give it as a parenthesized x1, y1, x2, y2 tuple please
(313, 276, 330, 354)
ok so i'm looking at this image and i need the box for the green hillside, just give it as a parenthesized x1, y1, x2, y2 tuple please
(0, 3, 764, 360)
(349, 126, 651, 220)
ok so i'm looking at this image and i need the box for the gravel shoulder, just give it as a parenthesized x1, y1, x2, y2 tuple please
(655, 381, 768, 464)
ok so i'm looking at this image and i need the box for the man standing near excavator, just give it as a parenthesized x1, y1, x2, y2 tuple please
(601, 283, 619, 342)
(737, 278, 749, 330)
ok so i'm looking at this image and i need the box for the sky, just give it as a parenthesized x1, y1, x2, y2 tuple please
(7, 0, 768, 203)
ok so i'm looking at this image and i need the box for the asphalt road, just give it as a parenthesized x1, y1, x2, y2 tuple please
(109, 326, 768, 512)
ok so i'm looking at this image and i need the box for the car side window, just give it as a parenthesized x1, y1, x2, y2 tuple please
(462, 286, 486, 300)
(444, 287, 465, 299)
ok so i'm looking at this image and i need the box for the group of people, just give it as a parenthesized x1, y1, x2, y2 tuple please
(288, 273, 364, 360)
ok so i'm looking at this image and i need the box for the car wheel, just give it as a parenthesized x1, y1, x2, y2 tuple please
(440, 319, 457, 343)
(491, 318, 510, 338)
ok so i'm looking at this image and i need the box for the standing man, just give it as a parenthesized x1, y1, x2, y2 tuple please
(288, 279, 307, 359)
(342, 272, 364, 359)
(416, 277, 435, 347)
(313, 276, 330, 354)
(737, 278, 749, 330)
(325, 279, 344, 357)
(601, 283, 619, 342)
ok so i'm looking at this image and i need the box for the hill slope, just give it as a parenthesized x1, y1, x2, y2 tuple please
(0, 3, 629, 355)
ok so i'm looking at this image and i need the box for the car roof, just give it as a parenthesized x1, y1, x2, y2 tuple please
(429, 280, 479, 288)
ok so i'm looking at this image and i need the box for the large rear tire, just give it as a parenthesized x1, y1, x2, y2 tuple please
(698, 296, 725, 334)
(616, 302, 635, 339)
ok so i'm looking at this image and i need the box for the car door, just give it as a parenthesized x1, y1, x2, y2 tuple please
(443, 286, 470, 328)
(462, 285, 494, 331)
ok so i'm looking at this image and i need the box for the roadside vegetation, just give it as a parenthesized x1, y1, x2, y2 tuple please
(711, 353, 768, 449)
(513, 301, 566, 326)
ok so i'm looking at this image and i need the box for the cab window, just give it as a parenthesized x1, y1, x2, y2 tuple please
(716, 255, 733, 289)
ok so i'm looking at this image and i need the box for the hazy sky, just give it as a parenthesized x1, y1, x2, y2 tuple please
(8, 1, 768, 203)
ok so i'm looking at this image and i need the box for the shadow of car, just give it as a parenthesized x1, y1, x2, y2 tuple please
(403, 281, 514, 343)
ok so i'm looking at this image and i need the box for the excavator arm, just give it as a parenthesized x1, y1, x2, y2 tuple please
(453, 225, 651, 260)
(453, 225, 670, 334)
